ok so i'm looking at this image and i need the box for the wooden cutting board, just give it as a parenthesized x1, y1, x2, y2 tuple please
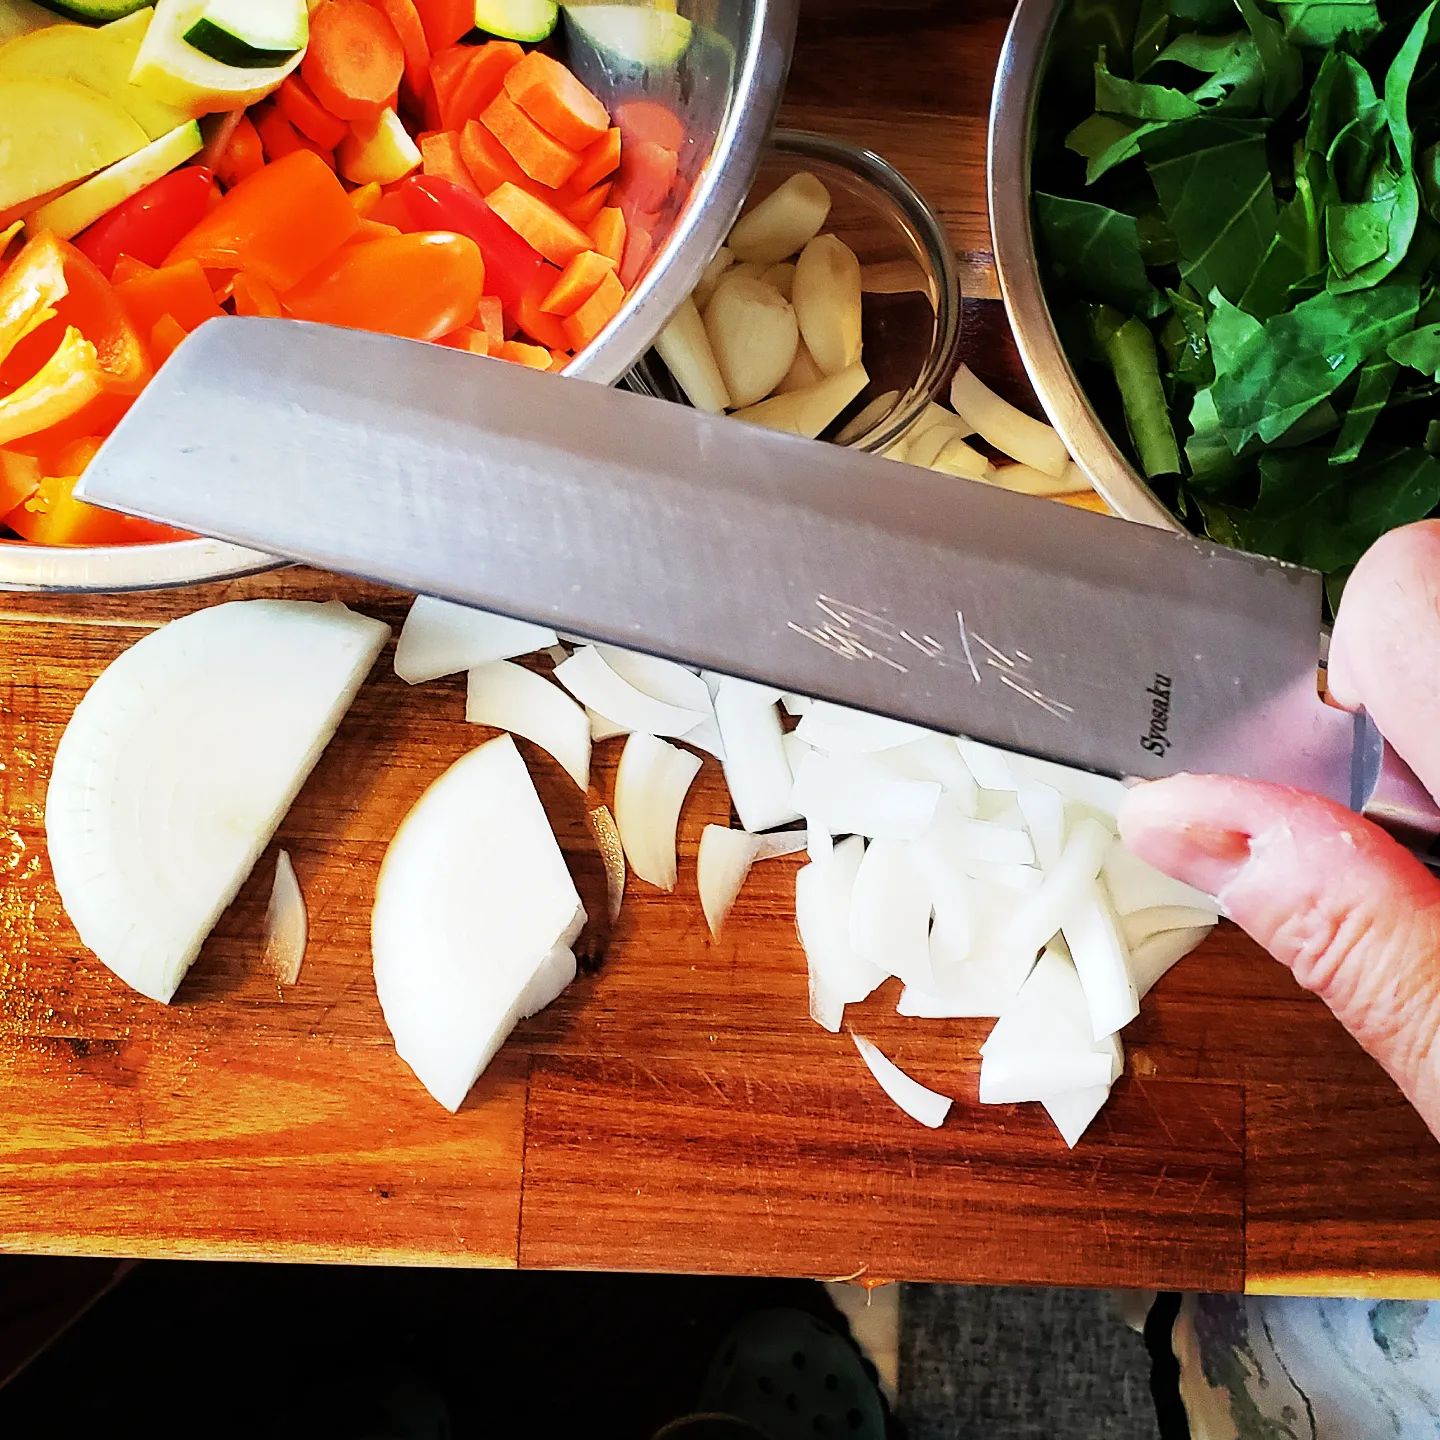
(3, 0, 1439, 1298)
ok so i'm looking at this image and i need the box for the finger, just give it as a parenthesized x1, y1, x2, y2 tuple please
(1329, 520, 1440, 800)
(1120, 773, 1440, 1127)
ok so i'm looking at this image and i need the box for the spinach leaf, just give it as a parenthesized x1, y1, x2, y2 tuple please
(1091, 304, 1183, 474)
(1142, 116, 1279, 302)
(1208, 282, 1419, 447)
(1330, 356, 1398, 461)
(1272, 0, 1383, 46)
(1223, 445, 1440, 572)
(1234, 0, 1302, 115)
(1389, 322, 1440, 378)
(1035, 193, 1166, 318)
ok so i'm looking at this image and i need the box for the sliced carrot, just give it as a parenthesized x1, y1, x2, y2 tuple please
(613, 99, 684, 153)
(474, 294, 505, 345)
(277, 73, 349, 150)
(374, 0, 430, 97)
(459, 117, 530, 195)
(439, 324, 490, 355)
(421, 131, 483, 197)
(110, 253, 154, 285)
(589, 205, 625, 266)
(349, 180, 383, 216)
(303, 0, 405, 122)
(619, 221, 653, 289)
(116, 259, 223, 338)
(495, 339, 552, 369)
(480, 93, 582, 190)
(563, 181, 611, 227)
(502, 51, 610, 151)
(547, 349, 570, 371)
(562, 267, 624, 351)
(148, 314, 189, 364)
(431, 40, 523, 131)
(611, 139, 678, 215)
(414, 0, 472, 50)
(253, 103, 333, 164)
(567, 126, 621, 194)
(230, 272, 283, 318)
(540, 249, 616, 317)
(216, 114, 264, 188)
(487, 183, 592, 266)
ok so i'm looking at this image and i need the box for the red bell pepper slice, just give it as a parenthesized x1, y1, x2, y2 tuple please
(72, 167, 216, 279)
(392, 174, 547, 312)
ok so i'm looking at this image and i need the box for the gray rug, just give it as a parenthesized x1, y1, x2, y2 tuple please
(898, 1284, 1158, 1440)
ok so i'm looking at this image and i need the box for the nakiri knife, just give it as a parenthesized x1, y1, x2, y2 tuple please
(75, 317, 1440, 845)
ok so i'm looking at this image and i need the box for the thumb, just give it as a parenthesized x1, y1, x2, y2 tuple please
(1119, 775, 1440, 1131)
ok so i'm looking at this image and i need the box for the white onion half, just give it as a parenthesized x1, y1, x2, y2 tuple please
(263, 849, 307, 986)
(373, 734, 584, 1112)
(465, 661, 591, 790)
(555, 646, 708, 738)
(614, 733, 702, 890)
(852, 1033, 952, 1129)
(46, 600, 390, 1003)
(394, 596, 557, 685)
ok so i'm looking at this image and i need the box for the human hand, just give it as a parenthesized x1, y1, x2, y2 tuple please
(1119, 522, 1440, 1137)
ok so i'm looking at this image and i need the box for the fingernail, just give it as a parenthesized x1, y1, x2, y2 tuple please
(1123, 818, 1252, 899)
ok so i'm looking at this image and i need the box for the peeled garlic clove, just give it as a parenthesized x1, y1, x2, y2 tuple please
(703, 275, 799, 409)
(761, 261, 795, 299)
(655, 296, 731, 413)
(727, 170, 832, 264)
(793, 233, 863, 376)
(732, 360, 867, 439)
(692, 246, 735, 309)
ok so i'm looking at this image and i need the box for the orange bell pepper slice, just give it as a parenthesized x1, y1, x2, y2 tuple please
(166, 150, 359, 293)
(115, 259, 223, 341)
(0, 447, 41, 516)
(0, 233, 151, 447)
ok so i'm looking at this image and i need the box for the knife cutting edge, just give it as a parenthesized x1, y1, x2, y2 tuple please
(75, 317, 1440, 846)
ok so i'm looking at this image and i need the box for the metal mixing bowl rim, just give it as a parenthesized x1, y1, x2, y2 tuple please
(1, 0, 799, 594)
(987, 0, 1180, 532)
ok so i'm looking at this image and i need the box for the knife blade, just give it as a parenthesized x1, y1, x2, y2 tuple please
(76, 317, 1378, 813)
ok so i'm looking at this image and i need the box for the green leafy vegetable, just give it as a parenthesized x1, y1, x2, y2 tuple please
(1033, 0, 1440, 596)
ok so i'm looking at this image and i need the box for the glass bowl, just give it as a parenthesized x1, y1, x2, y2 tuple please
(627, 129, 962, 453)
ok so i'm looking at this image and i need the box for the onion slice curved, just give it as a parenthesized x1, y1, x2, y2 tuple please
(852, 1034, 952, 1129)
(698, 824, 808, 939)
(373, 734, 584, 1112)
(466, 660, 591, 790)
(714, 679, 798, 832)
(46, 599, 389, 1003)
(614, 733, 702, 890)
(394, 596, 557, 685)
(263, 849, 307, 986)
(555, 646, 708, 739)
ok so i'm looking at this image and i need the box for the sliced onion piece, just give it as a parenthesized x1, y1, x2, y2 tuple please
(46, 599, 390, 1004)
(795, 835, 887, 1011)
(1061, 878, 1139, 1040)
(596, 645, 724, 758)
(714, 680, 799, 832)
(809, 966, 846, 1033)
(852, 1034, 952, 1129)
(790, 750, 940, 840)
(373, 734, 584, 1112)
(1043, 1084, 1112, 1149)
(263, 848, 307, 986)
(1121, 905, 1220, 948)
(874, 738, 979, 809)
(950, 363, 1069, 478)
(986, 463, 1090, 498)
(1016, 780, 1065, 871)
(1006, 752, 1126, 815)
(930, 437, 992, 481)
(697, 824, 807, 939)
(1102, 836, 1220, 918)
(394, 596, 557, 685)
(1000, 817, 1111, 960)
(466, 660, 591, 790)
(794, 701, 931, 754)
(614, 733, 702, 891)
(587, 803, 626, 927)
(780, 692, 813, 717)
(924, 807, 1036, 866)
(849, 837, 933, 988)
(1129, 923, 1214, 1000)
(589, 707, 630, 742)
(555, 646, 708, 739)
(955, 737, 1018, 792)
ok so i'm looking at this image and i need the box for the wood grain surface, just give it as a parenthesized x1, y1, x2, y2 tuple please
(1, 0, 1435, 1296)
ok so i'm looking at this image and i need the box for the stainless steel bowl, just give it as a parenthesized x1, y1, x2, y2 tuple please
(3, 0, 799, 593)
(988, 0, 1179, 532)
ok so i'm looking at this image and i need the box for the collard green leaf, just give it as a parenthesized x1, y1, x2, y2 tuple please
(1389, 322, 1440, 378)
(1095, 56, 1203, 120)
(1208, 283, 1420, 448)
(1065, 113, 1164, 183)
(1422, 142, 1440, 222)
(1142, 116, 1279, 302)
(1148, 30, 1265, 111)
(1239, 180, 1325, 317)
(1171, 0, 1240, 21)
(1166, 285, 1214, 385)
(1091, 304, 1183, 475)
(1223, 445, 1440, 573)
(1035, 193, 1166, 318)
(1234, 0, 1302, 115)
(1330, 357, 1399, 461)
(1185, 388, 1250, 489)
(1272, 0, 1383, 46)
(1133, 0, 1170, 75)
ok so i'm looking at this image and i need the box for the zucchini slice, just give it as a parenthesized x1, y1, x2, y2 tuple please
(469, 0, 557, 43)
(563, 4, 692, 67)
(182, 0, 307, 68)
(35, 0, 150, 21)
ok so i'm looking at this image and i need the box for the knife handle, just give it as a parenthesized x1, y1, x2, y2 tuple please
(1352, 710, 1440, 853)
